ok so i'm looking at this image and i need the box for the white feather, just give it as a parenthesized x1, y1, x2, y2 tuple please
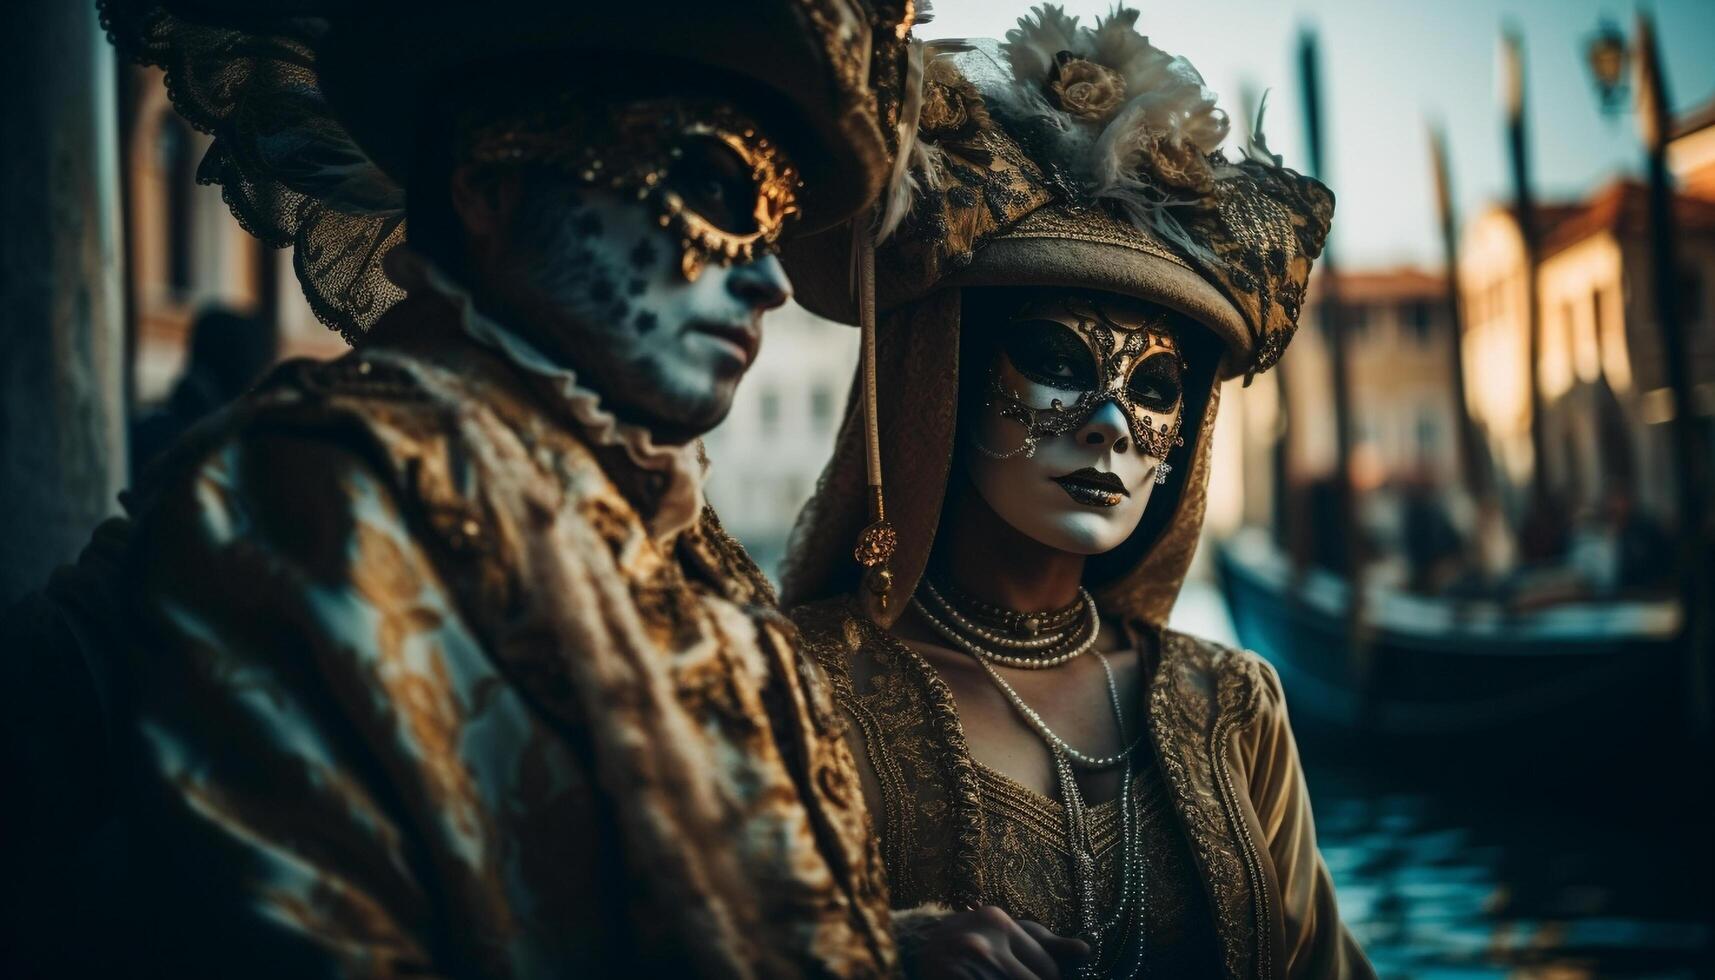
(1003, 4, 1086, 87)
(876, 40, 970, 243)
(876, 39, 930, 243)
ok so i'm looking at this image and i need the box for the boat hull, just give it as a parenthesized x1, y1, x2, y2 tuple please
(1213, 531, 1688, 768)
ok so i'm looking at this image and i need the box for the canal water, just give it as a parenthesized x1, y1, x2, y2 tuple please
(1170, 580, 1713, 979)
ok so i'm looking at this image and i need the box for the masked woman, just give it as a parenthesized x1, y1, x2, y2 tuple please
(780, 8, 1372, 978)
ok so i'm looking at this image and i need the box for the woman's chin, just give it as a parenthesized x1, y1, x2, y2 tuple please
(1017, 510, 1136, 556)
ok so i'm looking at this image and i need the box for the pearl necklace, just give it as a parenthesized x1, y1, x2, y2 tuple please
(925, 578, 1085, 643)
(911, 595, 1147, 770)
(907, 589, 1151, 975)
(918, 581, 1099, 667)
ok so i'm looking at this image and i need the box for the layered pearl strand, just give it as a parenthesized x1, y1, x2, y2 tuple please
(925, 578, 1086, 644)
(910, 582, 1150, 977)
(918, 579, 1098, 668)
(913, 590, 1145, 769)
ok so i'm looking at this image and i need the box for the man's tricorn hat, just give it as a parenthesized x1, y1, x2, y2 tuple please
(100, 0, 914, 341)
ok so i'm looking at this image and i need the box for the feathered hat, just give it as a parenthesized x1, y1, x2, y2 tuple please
(100, 0, 917, 342)
(780, 5, 1334, 618)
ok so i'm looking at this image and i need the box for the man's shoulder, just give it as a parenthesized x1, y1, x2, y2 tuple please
(263, 349, 461, 434)
(131, 349, 500, 543)
(139, 351, 444, 462)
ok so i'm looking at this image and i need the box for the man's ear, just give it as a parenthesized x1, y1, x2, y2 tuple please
(449, 165, 523, 243)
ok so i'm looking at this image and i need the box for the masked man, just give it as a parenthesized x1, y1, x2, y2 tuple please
(95, 1, 912, 974)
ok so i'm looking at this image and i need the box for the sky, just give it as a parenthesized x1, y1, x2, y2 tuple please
(923, 0, 1715, 269)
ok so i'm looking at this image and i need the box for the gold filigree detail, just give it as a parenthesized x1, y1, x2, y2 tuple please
(794, 601, 1228, 976)
(468, 100, 801, 280)
(853, 521, 897, 567)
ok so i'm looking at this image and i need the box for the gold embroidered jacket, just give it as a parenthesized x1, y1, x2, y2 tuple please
(123, 291, 894, 978)
(795, 602, 1370, 979)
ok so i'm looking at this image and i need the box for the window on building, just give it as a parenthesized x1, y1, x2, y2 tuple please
(1682, 267, 1704, 325)
(759, 387, 781, 433)
(1405, 300, 1435, 342)
(1417, 411, 1441, 461)
(809, 384, 835, 432)
(1320, 301, 1363, 340)
(1345, 302, 1369, 337)
(1354, 417, 1375, 446)
(157, 115, 197, 298)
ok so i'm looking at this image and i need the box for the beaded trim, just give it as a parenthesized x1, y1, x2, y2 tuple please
(929, 577, 1084, 638)
(918, 579, 1098, 665)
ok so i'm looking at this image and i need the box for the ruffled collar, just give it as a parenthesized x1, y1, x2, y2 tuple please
(386, 249, 706, 543)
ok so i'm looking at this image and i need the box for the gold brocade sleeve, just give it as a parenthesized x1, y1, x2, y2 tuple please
(130, 432, 560, 977)
(1244, 660, 1376, 980)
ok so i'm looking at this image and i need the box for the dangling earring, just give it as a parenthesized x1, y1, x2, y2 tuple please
(1154, 461, 1172, 485)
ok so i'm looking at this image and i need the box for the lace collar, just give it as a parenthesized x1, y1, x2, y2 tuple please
(387, 249, 706, 542)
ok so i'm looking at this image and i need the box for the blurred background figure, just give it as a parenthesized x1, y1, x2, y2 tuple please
(128, 306, 275, 481)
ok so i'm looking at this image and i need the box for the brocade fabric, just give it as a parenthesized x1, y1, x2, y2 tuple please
(122, 292, 894, 978)
(794, 599, 1374, 980)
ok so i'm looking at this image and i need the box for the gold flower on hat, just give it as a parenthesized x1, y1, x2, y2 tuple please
(1000, 5, 1228, 203)
(1119, 125, 1215, 195)
(1048, 54, 1126, 122)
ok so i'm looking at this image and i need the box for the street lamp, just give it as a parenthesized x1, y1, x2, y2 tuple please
(1581, 13, 1715, 742)
(1584, 19, 1627, 114)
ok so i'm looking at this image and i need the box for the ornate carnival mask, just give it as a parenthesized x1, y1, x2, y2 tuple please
(466, 97, 800, 281)
(980, 296, 1186, 482)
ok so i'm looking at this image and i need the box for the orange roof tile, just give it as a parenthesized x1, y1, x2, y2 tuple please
(1540, 177, 1715, 258)
(1307, 267, 1444, 303)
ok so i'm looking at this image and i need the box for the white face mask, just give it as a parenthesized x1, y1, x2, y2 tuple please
(963, 294, 1187, 556)
(511, 187, 792, 436)
(485, 105, 798, 438)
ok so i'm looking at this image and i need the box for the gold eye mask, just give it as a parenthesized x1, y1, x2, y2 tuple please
(986, 297, 1187, 463)
(467, 98, 800, 280)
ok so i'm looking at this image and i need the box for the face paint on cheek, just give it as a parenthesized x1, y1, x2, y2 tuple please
(625, 345, 724, 420)
(509, 185, 769, 434)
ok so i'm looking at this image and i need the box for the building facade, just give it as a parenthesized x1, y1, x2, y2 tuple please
(1457, 138, 1715, 523)
(124, 65, 343, 405)
(1213, 267, 1461, 520)
(700, 304, 858, 581)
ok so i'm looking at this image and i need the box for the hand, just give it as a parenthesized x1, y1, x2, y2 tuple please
(911, 905, 1090, 980)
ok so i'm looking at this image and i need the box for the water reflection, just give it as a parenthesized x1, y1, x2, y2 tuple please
(1304, 727, 1710, 978)
(1172, 578, 1711, 978)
